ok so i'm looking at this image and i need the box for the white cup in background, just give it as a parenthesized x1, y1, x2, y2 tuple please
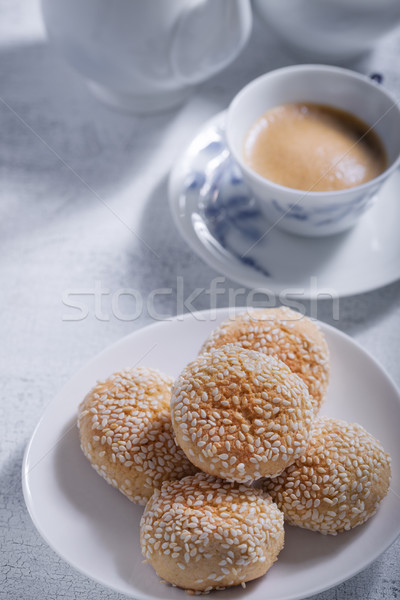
(41, 0, 252, 114)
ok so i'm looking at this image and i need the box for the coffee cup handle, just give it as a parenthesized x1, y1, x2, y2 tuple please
(368, 74, 400, 173)
(169, 0, 252, 86)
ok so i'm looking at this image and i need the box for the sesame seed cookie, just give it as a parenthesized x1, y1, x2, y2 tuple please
(78, 367, 197, 504)
(171, 344, 314, 482)
(262, 416, 391, 534)
(140, 472, 284, 592)
(200, 307, 330, 415)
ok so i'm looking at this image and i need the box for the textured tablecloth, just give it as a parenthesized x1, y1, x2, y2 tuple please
(1, 1, 400, 598)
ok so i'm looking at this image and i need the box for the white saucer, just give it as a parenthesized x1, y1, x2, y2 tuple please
(23, 308, 400, 600)
(169, 112, 400, 298)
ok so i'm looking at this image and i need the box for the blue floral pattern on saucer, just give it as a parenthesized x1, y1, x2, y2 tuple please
(169, 110, 400, 297)
(182, 121, 271, 277)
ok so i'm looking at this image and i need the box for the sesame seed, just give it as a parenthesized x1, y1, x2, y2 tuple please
(171, 343, 313, 482)
(78, 367, 198, 504)
(140, 473, 284, 591)
(264, 416, 391, 535)
(199, 308, 330, 416)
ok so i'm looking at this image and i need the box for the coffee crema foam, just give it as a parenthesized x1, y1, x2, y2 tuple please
(244, 103, 387, 192)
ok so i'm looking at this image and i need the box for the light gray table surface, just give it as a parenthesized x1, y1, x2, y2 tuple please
(1, 1, 400, 599)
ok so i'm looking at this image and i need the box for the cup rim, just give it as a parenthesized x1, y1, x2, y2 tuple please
(226, 64, 400, 198)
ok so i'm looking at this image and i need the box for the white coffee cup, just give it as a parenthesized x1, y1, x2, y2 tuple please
(41, 0, 252, 114)
(226, 65, 400, 237)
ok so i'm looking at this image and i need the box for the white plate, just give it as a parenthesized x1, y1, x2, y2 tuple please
(23, 308, 400, 600)
(169, 112, 400, 298)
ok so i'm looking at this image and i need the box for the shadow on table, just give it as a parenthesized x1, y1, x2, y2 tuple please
(309, 277, 400, 343)
(132, 174, 239, 315)
(0, 40, 189, 239)
(1, 444, 28, 518)
(135, 174, 400, 336)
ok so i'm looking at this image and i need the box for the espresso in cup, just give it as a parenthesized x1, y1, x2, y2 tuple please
(243, 103, 387, 192)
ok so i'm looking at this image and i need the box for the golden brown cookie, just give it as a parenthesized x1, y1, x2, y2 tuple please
(78, 367, 197, 504)
(140, 472, 284, 592)
(171, 344, 314, 482)
(201, 307, 330, 415)
(262, 416, 391, 534)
